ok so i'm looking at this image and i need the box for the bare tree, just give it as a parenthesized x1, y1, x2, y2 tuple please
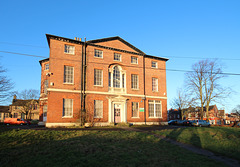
(171, 88, 194, 120)
(15, 89, 39, 120)
(16, 89, 39, 100)
(0, 64, 14, 104)
(185, 59, 230, 120)
(232, 105, 240, 118)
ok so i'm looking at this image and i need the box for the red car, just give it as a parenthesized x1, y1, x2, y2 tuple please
(4, 118, 30, 125)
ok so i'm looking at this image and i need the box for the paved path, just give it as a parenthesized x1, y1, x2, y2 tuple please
(121, 127, 240, 167)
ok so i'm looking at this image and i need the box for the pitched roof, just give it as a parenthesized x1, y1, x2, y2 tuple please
(87, 36, 145, 54)
(39, 58, 49, 66)
(45, 34, 169, 62)
(11, 99, 39, 106)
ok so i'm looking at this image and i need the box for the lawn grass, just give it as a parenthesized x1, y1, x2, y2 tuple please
(0, 126, 226, 167)
(153, 126, 240, 161)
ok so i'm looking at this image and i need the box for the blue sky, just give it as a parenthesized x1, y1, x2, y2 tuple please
(0, 0, 239, 112)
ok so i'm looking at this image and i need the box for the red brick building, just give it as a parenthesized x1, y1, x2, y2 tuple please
(39, 34, 168, 127)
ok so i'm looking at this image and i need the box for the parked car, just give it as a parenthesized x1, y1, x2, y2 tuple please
(4, 118, 29, 125)
(168, 120, 178, 125)
(181, 120, 192, 126)
(191, 120, 210, 127)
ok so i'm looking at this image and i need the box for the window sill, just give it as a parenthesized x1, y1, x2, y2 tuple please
(131, 63, 138, 65)
(149, 117, 162, 119)
(131, 88, 139, 91)
(114, 60, 122, 62)
(94, 117, 103, 119)
(64, 52, 75, 55)
(152, 91, 159, 93)
(94, 85, 103, 87)
(62, 116, 73, 118)
(63, 83, 74, 85)
(151, 67, 158, 69)
(94, 56, 103, 59)
(131, 117, 140, 119)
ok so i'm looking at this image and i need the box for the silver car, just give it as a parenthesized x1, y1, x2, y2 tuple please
(192, 120, 210, 127)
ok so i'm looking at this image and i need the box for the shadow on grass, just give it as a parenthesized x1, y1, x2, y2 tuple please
(0, 129, 227, 167)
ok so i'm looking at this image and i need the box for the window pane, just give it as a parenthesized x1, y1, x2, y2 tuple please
(131, 56, 138, 64)
(114, 53, 121, 61)
(109, 72, 111, 87)
(152, 78, 158, 91)
(131, 74, 138, 89)
(94, 100, 103, 118)
(122, 74, 125, 88)
(155, 103, 161, 117)
(45, 64, 49, 70)
(63, 99, 73, 117)
(95, 50, 103, 58)
(113, 66, 120, 88)
(44, 80, 48, 94)
(64, 66, 74, 84)
(132, 102, 139, 117)
(149, 103, 154, 117)
(151, 61, 157, 68)
(64, 45, 75, 54)
(94, 69, 103, 86)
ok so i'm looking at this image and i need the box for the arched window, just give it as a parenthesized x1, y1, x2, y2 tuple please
(109, 65, 126, 92)
(113, 66, 120, 88)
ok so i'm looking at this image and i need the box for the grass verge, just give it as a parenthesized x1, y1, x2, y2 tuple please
(153, 126, 240, 161)
(0, 126, 227, 167)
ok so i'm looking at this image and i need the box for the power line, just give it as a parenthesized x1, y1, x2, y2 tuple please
(1, 50, 240, 76)
(0, 41, 240, 61)
(0, 51, 47, 58)
(0, 42, 240, 61)
(0, 42, 47, 48)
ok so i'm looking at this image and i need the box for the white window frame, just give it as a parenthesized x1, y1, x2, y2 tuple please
(151, 61, 158, 68)
(94, 100, 103, 118)
(45, 63, 49, 70)
(64, 66, 74, 84)
(94, 49, 103, 58)
(63, 99, 73, 117)
(148, 100, 162, 118)
(108, 65, 126, 91)
(64, 44, 75, 54)
(114, 53, 121, 61)
(132, 102, 139, 118)
(94, 69, 103, 86)
(152, 78, 158, 92)
(131, 74, 139, 90)
(131, 56, 138, 64)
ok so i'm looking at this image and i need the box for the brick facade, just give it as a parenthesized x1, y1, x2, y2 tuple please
(39, 34, 168, 127)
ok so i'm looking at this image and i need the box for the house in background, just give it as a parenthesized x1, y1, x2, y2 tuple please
(168, 108, 181, 120)
(9, 96, 39, 120)
(0, 106, 10, 122)
(169, 105, 226, 125)
(39, 34, 168, 127)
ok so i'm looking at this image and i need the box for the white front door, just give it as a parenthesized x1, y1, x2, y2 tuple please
(114, 103, 121, 123)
